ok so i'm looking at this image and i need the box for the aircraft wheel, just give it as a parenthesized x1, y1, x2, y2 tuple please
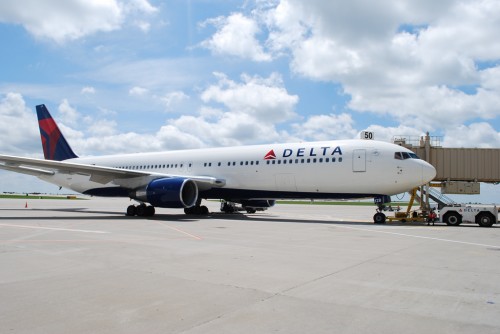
(185, 206, 209, 215)
(246, 208, 256, 214)
(126, 205, 137, 216)
(136, 205, 146, 217)
(146, 205, 155, 216)
(373, 212, 386, 224)
(200, 205, 209, 215)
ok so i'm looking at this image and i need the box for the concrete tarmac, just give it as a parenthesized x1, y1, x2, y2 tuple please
(1, 198, 499, 333)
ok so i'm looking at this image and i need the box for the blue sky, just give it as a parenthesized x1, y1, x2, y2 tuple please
(0, 0, 499, 201)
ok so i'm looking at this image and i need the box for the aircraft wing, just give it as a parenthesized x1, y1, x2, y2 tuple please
(0, 154, 225, 188)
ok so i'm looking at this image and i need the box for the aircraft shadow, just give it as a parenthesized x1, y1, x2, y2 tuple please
(0, 208, 495, 228)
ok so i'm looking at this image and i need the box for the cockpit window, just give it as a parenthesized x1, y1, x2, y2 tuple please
(408, 152, 420, 159)
(394, 151, 420, 160)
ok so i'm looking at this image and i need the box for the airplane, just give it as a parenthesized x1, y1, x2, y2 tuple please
(0, 104, 436, 223)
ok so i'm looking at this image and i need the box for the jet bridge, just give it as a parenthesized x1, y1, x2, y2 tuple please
(393, 133, 500, 210)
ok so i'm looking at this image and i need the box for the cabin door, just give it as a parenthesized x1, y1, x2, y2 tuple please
(352, 149, 366, 172)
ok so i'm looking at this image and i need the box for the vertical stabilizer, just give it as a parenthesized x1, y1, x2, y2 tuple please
(36, 104, 78, 161)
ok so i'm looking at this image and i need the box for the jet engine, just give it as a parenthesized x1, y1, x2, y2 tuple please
(132, 178, 198, 208)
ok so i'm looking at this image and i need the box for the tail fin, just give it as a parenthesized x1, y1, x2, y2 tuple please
(36, 104, 78, 161)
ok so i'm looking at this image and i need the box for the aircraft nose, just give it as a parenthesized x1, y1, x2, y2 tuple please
(422, 162, 437, 184)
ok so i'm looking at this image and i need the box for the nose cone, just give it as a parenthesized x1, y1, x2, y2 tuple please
(422, 161, 437, 184)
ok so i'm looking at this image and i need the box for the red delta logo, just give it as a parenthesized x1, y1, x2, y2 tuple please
(264, 150, 276, 160)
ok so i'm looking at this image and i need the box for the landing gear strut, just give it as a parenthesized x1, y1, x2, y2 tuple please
(373, 195, 390, 224)
(126, 204, 155, 217)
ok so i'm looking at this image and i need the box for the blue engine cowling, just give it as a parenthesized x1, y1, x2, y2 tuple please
(240, 200, 276, 208)
(133, 178, 198, 208)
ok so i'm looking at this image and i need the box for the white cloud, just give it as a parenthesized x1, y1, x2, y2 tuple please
(291, 113, 358, 141)
(87, 119, 117, 137)
(129, 86, 149, 96)
(201, 72, 298, 123)
(81, 86, 96, 94)
(123, 0, 158, 15)
(443, 122, 500, 148)
(161, 91, 189, 111)
(134, 20, 151, 32)
(201, 13, 272, 62)
(0, 0, 158, 43)
(201, 1, 499, 146)
(0, 93, 40, 155)
(57, 99, 80, 126)
(0, 0, 122, 43)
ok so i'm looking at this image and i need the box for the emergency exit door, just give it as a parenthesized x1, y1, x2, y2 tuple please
(353, 149, 366, 172)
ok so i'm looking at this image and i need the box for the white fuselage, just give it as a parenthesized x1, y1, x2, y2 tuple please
(39, 140, 436, 200)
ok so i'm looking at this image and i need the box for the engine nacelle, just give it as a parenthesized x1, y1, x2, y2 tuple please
(132, 178, 198, 208)
(240, 200, 276, 208)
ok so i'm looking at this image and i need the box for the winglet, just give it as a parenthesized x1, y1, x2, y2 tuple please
(36, 104, 78, 161)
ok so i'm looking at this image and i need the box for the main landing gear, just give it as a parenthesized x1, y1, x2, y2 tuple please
(126, 203, 210, 216)
(126, 204, 155, 217)
(184, 205, 209, 215)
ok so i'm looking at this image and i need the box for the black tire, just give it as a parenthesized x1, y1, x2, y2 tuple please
(221, 203, 234, 213)
(200, 206, 209, 215)
(246, 208, 257, 214)
(443, 211, 462, 226)
(136, 205, 146, 217)
(476, 212, 495, 227)
(146, 206, 155, 217)
(126, 205, 136, 216)
(374, 212, 386, 224)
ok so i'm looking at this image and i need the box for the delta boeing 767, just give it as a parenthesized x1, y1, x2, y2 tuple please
(0, 105, 436, 223)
